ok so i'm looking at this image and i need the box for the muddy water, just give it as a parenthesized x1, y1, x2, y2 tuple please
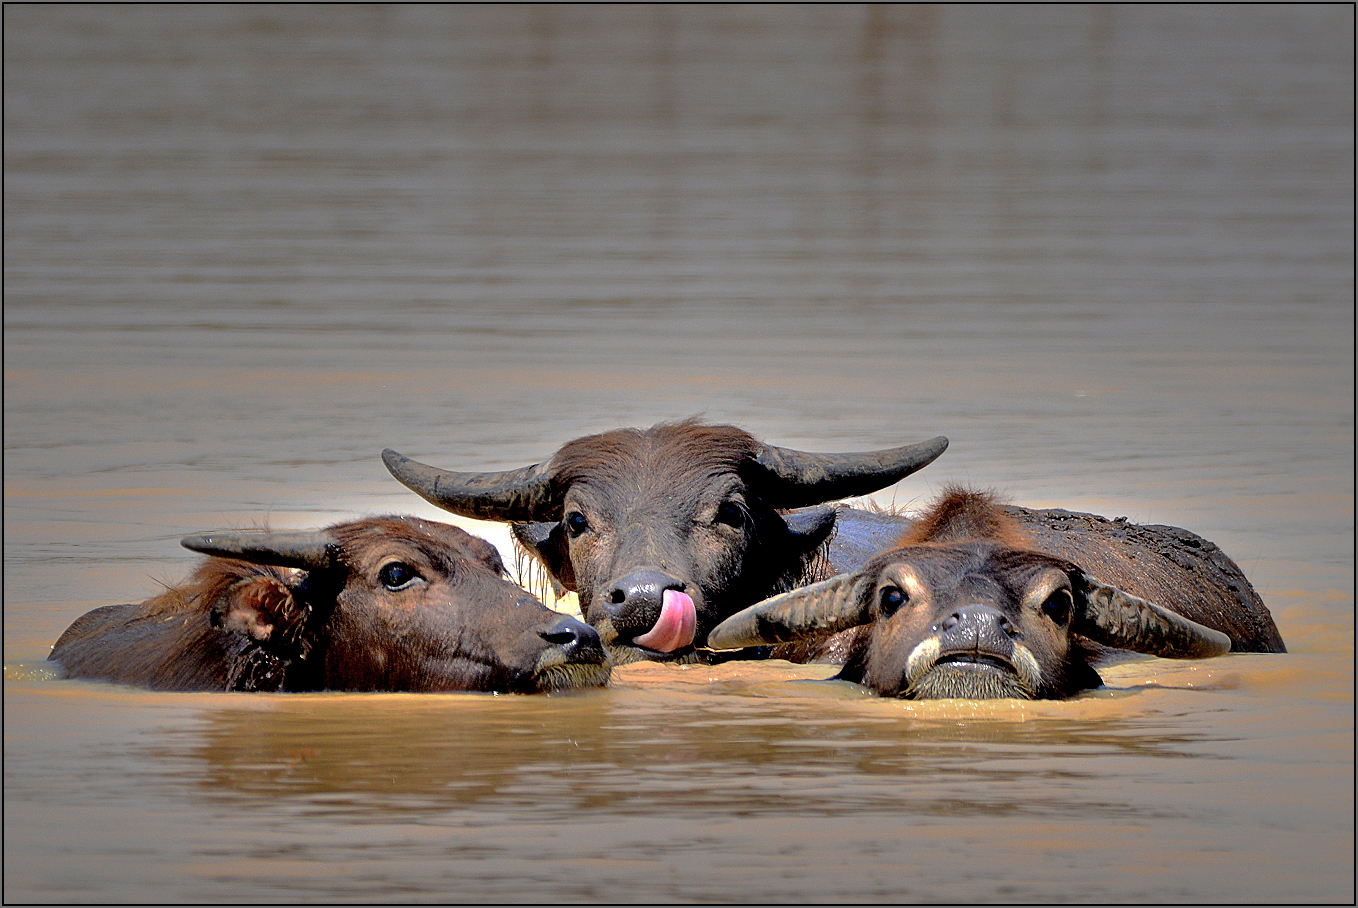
(4, 6, 1352, 902)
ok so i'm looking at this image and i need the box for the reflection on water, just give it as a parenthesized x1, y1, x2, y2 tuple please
(5, 656, 1349, 902)
(183, 675, 1230, 814)
(4, 4, 1353, 903)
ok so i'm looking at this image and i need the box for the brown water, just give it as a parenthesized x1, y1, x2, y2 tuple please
(4, 6, 1353, 902)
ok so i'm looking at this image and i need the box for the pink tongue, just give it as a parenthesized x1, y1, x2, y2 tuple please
(632, 589, 697, 653)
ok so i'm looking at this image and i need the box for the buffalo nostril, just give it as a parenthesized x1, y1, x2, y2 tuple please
(540, 617, 603, 657)
(946, 604, 1016, 642)
(604, 568, 685, 631)
(943, 606, 1012, 635)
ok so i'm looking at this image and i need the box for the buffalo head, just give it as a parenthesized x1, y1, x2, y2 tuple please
(382, 420, 947, 664)
(52, 516, 610, 693)
(706, 488, 1232, 698)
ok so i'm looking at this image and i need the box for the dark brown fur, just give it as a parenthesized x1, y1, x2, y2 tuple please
(894, 486, 1030, 549)
(809, 487, 1284, 655)
(787, 485, 1282, 697)
(551, 421, 764, 493)
(50, 516, 610, 693)
(514, 419, 837, 663)
(997, 505, 1284, 653)
(831, 488, 1157, 697)
(768, 488, 1032, 664)
(50, 558, 274, 691)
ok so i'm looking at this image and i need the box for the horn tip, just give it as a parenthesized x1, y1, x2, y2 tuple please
(1204, 627, 1233, 657)
(920, 435, 949, 460)
(704, 626, 747, 651)
(180, 534, 215, 554)
(903, 435, 949, 473)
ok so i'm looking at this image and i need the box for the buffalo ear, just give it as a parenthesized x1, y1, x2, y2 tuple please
(210, 575, 312, 658)
(511, 522, 577, 593)
(782, 506, 838, 555)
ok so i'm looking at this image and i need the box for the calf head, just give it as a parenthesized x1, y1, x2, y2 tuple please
(382, 421, 947, 664)
(183, 516, 610, 692)
(707, 495, 1232, 699)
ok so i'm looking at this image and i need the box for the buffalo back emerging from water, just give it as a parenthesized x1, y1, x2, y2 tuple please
(818, 498, 1285, 655)
(382, 420, 948, 664)
(707, 487, 1245, 699)
(49, 516, 610, 693)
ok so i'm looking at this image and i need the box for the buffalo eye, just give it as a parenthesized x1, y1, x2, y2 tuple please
(714, 500, 745, 528)
(564, 511, 590, 538)
(378, 561, 422, 591)
(879, 585, 908, 617)
(1041, 589, 1073, 625)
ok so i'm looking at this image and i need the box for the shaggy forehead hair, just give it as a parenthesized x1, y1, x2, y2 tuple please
(550, 419, 764, 494)
(895, 485, 1032, 549)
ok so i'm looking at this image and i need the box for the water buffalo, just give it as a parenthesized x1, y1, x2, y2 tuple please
(706, 487, 1241, 699)
(816, 497, 1285, 656)
(49, 516, 611, 693)
(382, 420, 949, 664)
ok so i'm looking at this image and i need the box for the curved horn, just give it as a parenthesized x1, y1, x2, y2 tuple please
(706, 573, 872, 651)
(755, 436, 949, 508)
(382, 448, 558, 522)
(1075, 579, 1232, 659)
(181, 530, 338, 573)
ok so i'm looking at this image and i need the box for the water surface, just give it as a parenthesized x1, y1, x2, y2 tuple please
(4, 5, 1353, 902)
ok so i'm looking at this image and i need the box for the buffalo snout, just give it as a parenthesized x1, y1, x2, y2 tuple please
(606, 568, 684, 624)
(604, 568, 697, 654)
(938, 604, 1016, 651)
(538, 614, 607, 665)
